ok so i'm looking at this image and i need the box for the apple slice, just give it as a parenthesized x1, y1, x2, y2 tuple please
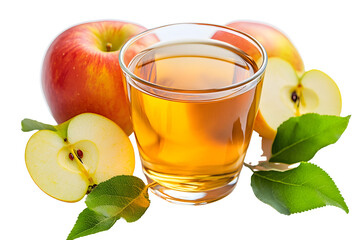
(24, 113, 135, 202)
(254, 58, 342, 139)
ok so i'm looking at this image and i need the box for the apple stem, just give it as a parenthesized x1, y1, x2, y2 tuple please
(106, 42, 112, 52)
(87, 184, 97, 194)
(244, 161, 296, 172)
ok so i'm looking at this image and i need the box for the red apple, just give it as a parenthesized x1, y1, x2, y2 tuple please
(215, 20, 305, 76)
(42, 21, 147, 135)
(214, 21, 341, 140)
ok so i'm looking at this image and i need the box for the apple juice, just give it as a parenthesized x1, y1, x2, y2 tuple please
(127, 40, 262, 193)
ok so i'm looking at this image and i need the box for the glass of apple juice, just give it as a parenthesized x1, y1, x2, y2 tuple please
(119, 23, 267, 205)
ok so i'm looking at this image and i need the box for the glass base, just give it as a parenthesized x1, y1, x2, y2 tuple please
(144, 172, 239, 205)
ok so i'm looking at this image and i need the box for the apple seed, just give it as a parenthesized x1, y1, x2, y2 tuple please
(291, 90, 299, 103)
(77, 149, 84, 159)
(69, 153, 74, 161)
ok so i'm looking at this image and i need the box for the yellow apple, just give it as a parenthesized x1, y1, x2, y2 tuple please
(254, 58, 342, 139)
(24, 113, 135, 202)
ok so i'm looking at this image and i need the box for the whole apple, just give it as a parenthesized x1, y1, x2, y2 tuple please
(42, 21, 147, 135)
(218, 21, 305, 75)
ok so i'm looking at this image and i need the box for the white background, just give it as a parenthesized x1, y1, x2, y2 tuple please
(1, 0, 359, 239)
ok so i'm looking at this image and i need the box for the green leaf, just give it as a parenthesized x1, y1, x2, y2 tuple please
(270, 114, 350, 164)
(86, 175, 150, 222)
(21, 118, 56, 132)
(21, 118, 70, 139)
(67, 208, 118, 240)
(251, 162, 349, 215)
(68, 175, 150, 240)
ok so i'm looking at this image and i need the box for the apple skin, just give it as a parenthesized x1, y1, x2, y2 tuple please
(224, 21, 305, 75)
(42, 21, 147, 136)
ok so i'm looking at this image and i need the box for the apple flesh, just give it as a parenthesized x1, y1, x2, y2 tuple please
(224, 21, 305, 75)
(25, 113, 135, 202)
(254, 58, 342, 139)
(42, 21, 148, 136)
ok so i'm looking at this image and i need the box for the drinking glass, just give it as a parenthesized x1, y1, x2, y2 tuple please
(119, 23, 267, 204)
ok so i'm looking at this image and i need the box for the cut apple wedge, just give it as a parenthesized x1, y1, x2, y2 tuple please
(24, 113, 135, 202)
(254, 58, 342, 139)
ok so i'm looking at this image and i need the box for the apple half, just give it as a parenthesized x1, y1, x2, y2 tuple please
(24, 113, 135, 202)
(254, 58, 342, 139)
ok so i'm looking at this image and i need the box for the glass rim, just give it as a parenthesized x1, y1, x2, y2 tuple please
(119, 22, 268, 94)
